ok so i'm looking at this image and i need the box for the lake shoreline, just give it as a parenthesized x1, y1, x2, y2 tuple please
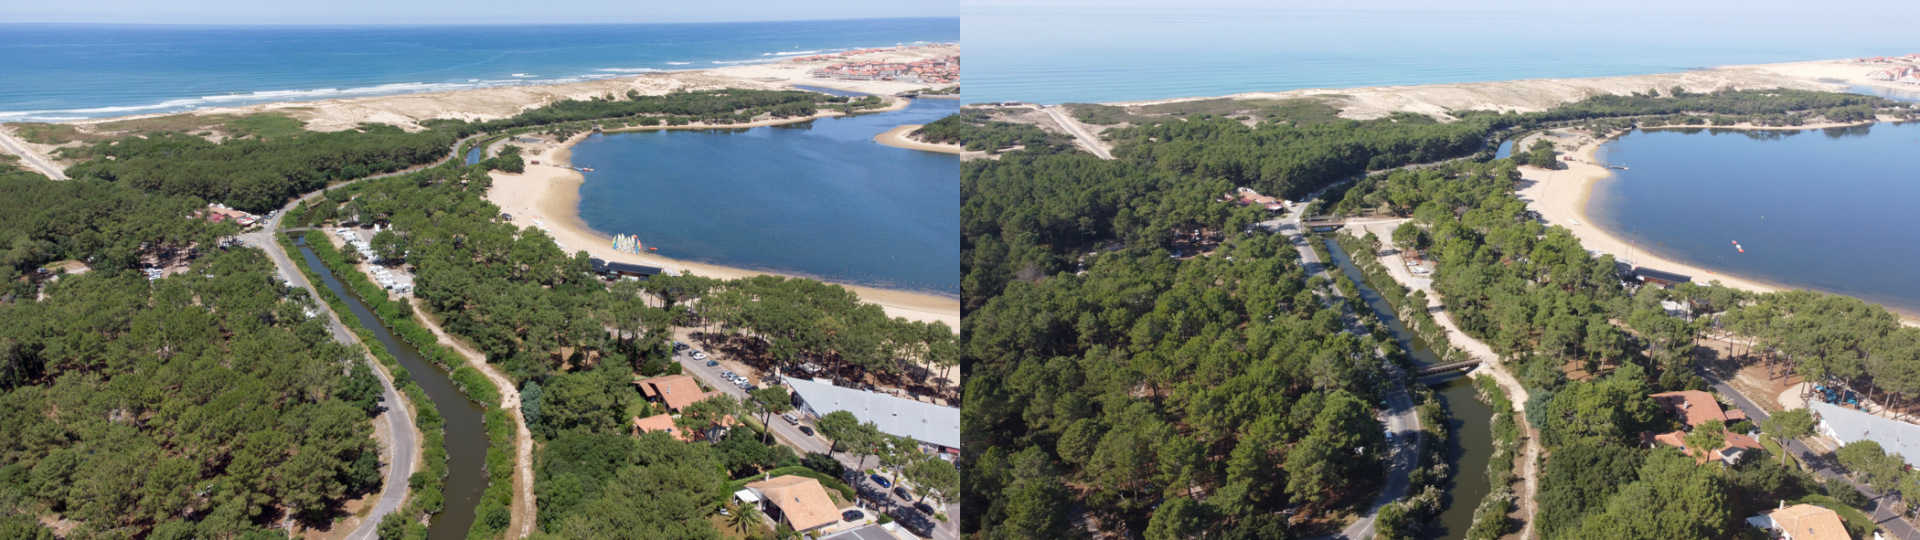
(1517, 120, 1920, 327)
(486, 100, 960, 331)
(874, 123, 963, 154)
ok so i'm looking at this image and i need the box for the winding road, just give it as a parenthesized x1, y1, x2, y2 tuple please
(243, 133, 485, 539)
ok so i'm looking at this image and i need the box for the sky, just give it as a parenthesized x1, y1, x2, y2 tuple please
(3, 0, 959, 25)
(965, 0, 1920, 16)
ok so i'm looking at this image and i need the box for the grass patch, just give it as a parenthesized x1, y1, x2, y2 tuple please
(93, 112, 309, 139)
(1069, 98, 1344, 125)
(723, 466, 856, 504)
(6, 122, 107, 144)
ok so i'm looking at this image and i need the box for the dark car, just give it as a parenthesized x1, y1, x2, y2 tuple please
(798, 425, 814, 437)
(914, 502, 936, 515)
(893, 486, 911, 500)
(869, 474, 892, 489)
(706, 360, 718, 367)
(673, 342, 689, 351)
(841, 509, 863, 522)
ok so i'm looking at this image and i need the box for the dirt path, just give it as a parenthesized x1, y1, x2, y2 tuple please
(1349, 222, 1543, 540)
(408, 298, 538, 538)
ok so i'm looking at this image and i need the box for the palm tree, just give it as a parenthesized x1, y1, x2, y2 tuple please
(726, 501, 764, 535)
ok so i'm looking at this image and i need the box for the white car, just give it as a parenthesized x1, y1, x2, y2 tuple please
(691, 351, 708, 360)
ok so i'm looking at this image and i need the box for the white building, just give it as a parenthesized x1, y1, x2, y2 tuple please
(783, 376, 960, 454)
(1812, 401, 1920, 468)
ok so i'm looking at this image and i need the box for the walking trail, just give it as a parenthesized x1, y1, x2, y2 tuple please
(1348, 221, 1544, 540)
(407, 300, 538, 538)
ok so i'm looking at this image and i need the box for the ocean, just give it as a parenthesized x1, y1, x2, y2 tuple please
(963, 7, 1920, 104)
(1589, 121, 1920, 316)
(0, 19, 958, 121)
(568, 99, 960, 296)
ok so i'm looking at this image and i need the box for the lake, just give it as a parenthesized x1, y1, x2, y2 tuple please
(569, 98, 960, 296)
(1589, 120, 1920, 316)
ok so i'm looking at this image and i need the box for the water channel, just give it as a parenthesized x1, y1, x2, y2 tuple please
(1322, 237, 1495, 540)
(292, 235, 489, 540)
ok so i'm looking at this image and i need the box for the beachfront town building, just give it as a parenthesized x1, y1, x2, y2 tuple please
(1746, 503, 1851, 540)
(782, 376, 960, 457)
(1811, 401, 1920, 469)
(1645, 390, 1762, 465)
(633, 374, 719, 413)
(738, 475, 842, 535)
(806, 55, 958, 85)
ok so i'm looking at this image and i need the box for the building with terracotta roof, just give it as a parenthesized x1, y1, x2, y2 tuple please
(1647, 390, 1757, 465)
(631, 413, 695, 442)
(1652, 390, 1745, 426)
(744, 475, 841, 534)
(633, 374, 718, 412)
(1746, 503, 1851, 540)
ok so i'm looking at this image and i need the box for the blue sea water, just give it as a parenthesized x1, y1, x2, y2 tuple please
(568, 99, 960, 296)
(963, 7, 1920, 104)
(0, 19, 958, 121)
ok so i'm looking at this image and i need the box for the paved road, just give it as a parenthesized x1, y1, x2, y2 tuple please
(243, 132, 482, 539)
(1037, 105, 1113, 160)
(672, 346, 959, 540)
(0, 129, 68, 180)
(1264, 201, 1423, 540)
(245, 203, 414, 540)
(1709, 377, 1920, 540)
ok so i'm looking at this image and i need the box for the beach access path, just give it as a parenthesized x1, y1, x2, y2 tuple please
(1346, 220, 1544, 540)
(0, 128, 68, 180)
(1261, 203, 1422, 540)
(405, 298, 538, 538)
(1038, 104, 1112, 159)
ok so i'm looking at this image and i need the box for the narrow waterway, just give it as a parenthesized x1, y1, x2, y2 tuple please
(292, 235, 488, 540)
(1323, 237, 1494, 540)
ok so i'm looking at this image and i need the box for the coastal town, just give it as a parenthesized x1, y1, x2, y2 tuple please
(806, 53, 958, 85)
(1851, 54, 1920, 84)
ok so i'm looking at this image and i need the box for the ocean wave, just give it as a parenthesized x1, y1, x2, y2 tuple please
(665, 62, 692, 65)
(711, 58, 780, 65)
(596, 68, 664, 73)
(764, 50, 824, 56)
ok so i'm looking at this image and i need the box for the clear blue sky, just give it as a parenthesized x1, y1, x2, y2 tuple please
(4, 0, 958, 25)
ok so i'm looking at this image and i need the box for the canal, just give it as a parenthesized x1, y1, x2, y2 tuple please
(1323, 237, 1494, 540)
(293, 235, 489, 540)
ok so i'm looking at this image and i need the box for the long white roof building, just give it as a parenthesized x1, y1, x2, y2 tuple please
(1812, 401, 1920, 468)
(783, 376, 959, 449)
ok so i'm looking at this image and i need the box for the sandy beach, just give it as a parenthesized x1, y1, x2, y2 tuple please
(873, 124, 963, 154)
(1514, 124, 1920, 327)
(486, 120, 960, 331)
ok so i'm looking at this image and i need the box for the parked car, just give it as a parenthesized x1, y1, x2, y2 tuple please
(782, 413, 799, 425)
(720, 371, 735, 378)
(691, 351, 708, 360)
(673, 342, 689, 351)
(841, 509, 864, 522)
(870, 474, 892, 489)
(798, 425, 814, 437)
(914, 502, 936, 515)
(706, 360, 718, 367)
(893, 486, 912, 501)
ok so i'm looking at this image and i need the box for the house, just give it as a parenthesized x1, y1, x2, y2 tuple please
(783, 376, 960, 453)
(1746, 503, 1851, 540)
(1812, 401, 1920, 469)
(1648, 391, 1757, 465)
(743, 475, 841, 534)
(1633, 267, 1692, 288)
(633, 374, 719, 413)
(632, 413, 694, 442)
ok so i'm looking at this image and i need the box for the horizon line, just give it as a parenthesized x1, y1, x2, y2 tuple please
(0, 16, 959, 27)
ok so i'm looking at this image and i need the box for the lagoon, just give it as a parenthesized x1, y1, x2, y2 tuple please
(569, 99, 960, 296)
(1589, 121, 1920, 316)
